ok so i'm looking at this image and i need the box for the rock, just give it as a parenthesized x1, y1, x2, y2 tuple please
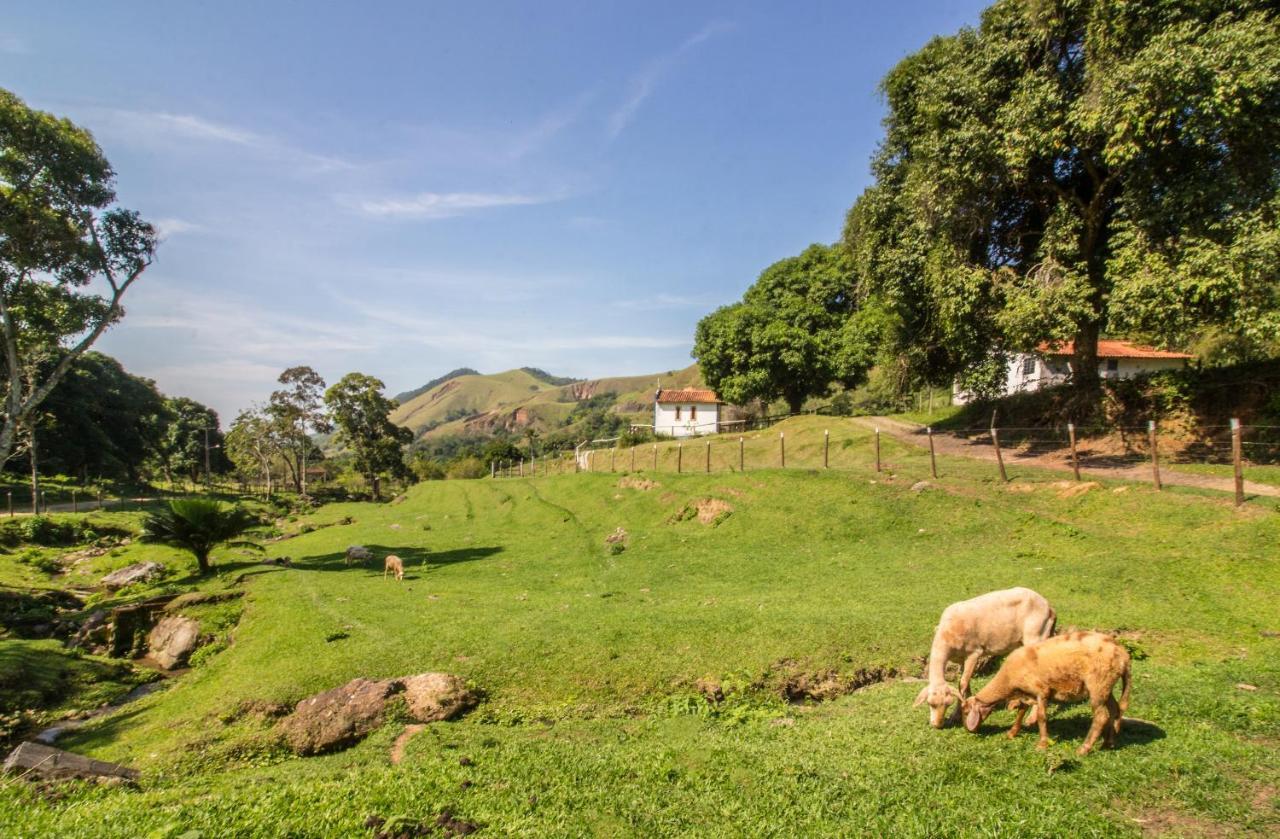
(910, 481, 930, 493)
(278, 678, 402, 756)
(100, 561, 164, 591)
(146, 615, 201, 670)
(278, 673, 477, 755)
(400, 673, 478, 723)
(1236, 683, 1259, 691)
(3, 741, 139, 785)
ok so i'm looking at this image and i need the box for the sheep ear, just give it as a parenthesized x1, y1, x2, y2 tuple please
(964, 704, 984, 732)
(913, 687, 929, 707)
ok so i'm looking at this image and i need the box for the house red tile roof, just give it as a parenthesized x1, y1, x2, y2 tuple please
(655, 388, 721, 404)
(1037, 340, 1193, 360)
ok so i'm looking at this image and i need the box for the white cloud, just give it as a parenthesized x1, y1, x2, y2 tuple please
(344, 190, 564, 220)
(607, 20, 732, 139)
(152, 218, 202, 239)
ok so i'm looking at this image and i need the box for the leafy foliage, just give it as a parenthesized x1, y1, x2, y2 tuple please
(324, 373, 411, 498)
(141, 498, 262, 574)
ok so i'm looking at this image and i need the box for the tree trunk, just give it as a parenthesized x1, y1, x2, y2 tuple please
(195, 549, 212, 575)
(370, 474, 381, 501)
(785, 394, 804, 415)
(28, 425, 40, 515)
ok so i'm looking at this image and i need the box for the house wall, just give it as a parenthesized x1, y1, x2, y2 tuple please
(953, 354, 1187, 403)
(654, 402, 720, 437)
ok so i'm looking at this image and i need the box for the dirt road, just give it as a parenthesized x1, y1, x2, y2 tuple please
(855, 416, 1280, 499)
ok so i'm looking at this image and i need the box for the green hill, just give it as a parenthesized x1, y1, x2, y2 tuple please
(2, 416, 1278, 835)
(391, 363, 706, 440)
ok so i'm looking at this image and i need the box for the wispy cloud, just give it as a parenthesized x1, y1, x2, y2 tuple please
(343, 190, 566, 220)
(86, 107, 355, 174)
(614, 293, 713, 310)
(0, 34, 30, 55)
(607, 20, 732, 139)
(152, 218, 202, 239)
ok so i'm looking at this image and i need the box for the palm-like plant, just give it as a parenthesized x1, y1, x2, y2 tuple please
(142, 498, 263, 574)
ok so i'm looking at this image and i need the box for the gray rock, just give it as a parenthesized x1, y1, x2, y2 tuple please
(3, 741, 139, 785)
(100, 561, 165, 590)
(146, 615, 201, 670)
(910, 481, 931, 493)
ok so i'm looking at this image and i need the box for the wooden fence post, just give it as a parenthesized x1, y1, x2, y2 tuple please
(72, 490, 78, 514)
(779, 432, 785, 468)
(705, 441, 711, 473)
(631, 446, 636, 472)
(677, 443, 683, 474)
(824, 430, 829, 468)
(874, 428, 881, 473)
(491, 460, 496, 479)
(927, 427, 937, 479)
(1231, 418, 1244, 507)
(991, 426, 1008, 482)
(1148, 420, 1161, 491)
(610, 449, 616, 473)
(653, 444, 658, 471)
(1067, 422, 1080, 481)
(739, 436, 744, 472)
(519, 458, 524, 478)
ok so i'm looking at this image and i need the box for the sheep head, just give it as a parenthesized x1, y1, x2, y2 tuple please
(914, 684, 961, 728)
(961, 697, 995, 732)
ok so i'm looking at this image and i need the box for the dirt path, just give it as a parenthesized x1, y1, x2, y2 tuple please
(855, 416, 1280, 499)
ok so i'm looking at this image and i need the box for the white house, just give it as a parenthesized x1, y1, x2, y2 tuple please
(953, 340, 1193, 403)
(653, 388, 721, 437)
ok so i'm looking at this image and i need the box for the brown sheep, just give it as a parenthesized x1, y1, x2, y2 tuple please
(915, 587, 1056, 728)
(961, 631, 1131, 755)
(383, 554, 404, 581)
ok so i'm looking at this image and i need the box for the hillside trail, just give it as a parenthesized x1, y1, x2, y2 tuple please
(855, 416, 1280, 499)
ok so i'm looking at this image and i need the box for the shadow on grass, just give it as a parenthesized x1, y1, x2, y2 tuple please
(295, 545, 503, 578)
(971, 712, 1166, 751)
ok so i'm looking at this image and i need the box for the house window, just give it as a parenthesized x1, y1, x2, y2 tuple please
(675, 406, 682, 420)
(1022, 357, 1036, 376)
(690, 405, 697, 421)
(1106, 359, 1119, 373)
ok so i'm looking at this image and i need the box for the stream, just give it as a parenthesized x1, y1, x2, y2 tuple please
(34, 680, 168, 746)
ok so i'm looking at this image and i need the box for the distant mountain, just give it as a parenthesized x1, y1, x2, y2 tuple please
(392, 368, 479, 405)
(390, 364, 705, 440)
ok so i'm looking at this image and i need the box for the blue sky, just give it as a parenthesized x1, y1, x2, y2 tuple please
(3, 1, 985, 421)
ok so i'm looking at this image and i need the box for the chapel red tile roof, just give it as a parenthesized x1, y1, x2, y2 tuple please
(1037, 340, 1193, 360)
(655, 388, 721, 404)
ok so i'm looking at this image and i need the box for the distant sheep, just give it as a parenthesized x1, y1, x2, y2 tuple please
(962, 630, 1131, 755)
(345, 545, 372, 566)
(383, 554, 404, 581)
(915, 587, 1056, 728)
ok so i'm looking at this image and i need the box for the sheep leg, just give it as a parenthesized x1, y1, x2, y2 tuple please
(1103, 696, 1121, 748)
(1034, 696, 1051, 750)
(948, 653, 981, 725)
(1078, 701, 1111, 755)
(1007, 704, 1027, 739)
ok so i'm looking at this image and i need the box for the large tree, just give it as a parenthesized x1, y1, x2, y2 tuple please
(151, 397, 227, 486)
(0, 89, 157, 467)
(846, 1, 1280, 395)
(225, 407, 284, 496)
(324, 372, 411, 499)
(693, 243, 876, 413)
(267, 366, 330, 496)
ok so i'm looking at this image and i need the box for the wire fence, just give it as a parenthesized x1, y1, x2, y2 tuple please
(492, 416, 1278, 507)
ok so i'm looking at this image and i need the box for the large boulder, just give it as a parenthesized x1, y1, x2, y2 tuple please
(146, 615, 201, 670)
(277, 673, 477, 756)
(400, 673, 477, 723)
(3, 741, 139, 785)
(101, 561, 164, 591)
(278, 678, 402, 756)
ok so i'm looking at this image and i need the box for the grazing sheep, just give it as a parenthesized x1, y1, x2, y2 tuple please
(345, 545, 372, 566)
(914, 587, 1056, 728)
(383, 554, 404, 581)
(961, 630, 1131, 755)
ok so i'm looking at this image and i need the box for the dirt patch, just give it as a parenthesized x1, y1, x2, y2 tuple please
(714, 486, 746, 498)
(695, 677, 724, 703)
(1128, 807, 1236, 838)
(1053, 480, 1100, 498)
(1006, 482, 1037, 494)
(389, 724, 424, 766)
(694, 498, 733, 525)
(605, 527, 628, 544)
(760, 660, 896, 704)
(619, 476, 660, 491)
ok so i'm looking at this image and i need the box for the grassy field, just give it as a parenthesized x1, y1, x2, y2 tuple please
(1, 416, 1278, 836)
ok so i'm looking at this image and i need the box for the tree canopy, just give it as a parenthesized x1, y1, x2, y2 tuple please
(844, 0, 1280, 393)
(324, 372, 411, 498)
(0, 88, 157, 466)
(693, 243, 876, 413)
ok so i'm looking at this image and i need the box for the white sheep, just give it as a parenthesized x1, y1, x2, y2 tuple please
(961, 630, 1131, 755)
(914, 587, 1056, 728)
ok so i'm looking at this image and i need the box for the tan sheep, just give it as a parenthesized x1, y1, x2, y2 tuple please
(961, 630, 1131, 755)
(383, 554, 404, 581)
(915, 587, 1056, 728)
